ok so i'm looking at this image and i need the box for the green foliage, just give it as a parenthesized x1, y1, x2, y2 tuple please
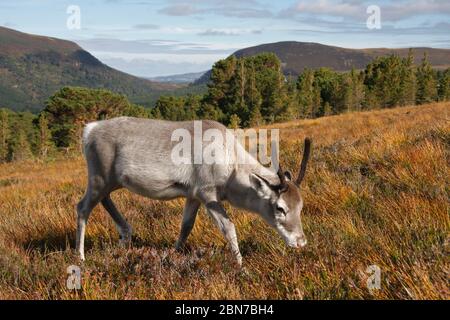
(43, 87, 149, 149)
(399, 49, 417, 106)
(0, 47, 180, 112)
(1, 51, 447, 164)
(297, 69, 315, 118)
(416, 53, 438, 104)
(364, 55, 408, 108)
(0, 108, 9, 162)
(152, 94, 201, 121)
(228, 114, 241, 129)
(437, 68, 450, 101)
(153, 96, 185, 121)
(6, 111, 38, 161)
(0, 110, 37, 162)
(9, 127, 33, 161)
(341, 69, 365, 113)
(145, 52, 444, 130)
(310, 68, 340, 115)
(36, 112, 55, 158)
(202, 53, 289, 125)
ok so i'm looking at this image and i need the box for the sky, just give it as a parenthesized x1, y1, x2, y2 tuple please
(1, 0, 449, 77)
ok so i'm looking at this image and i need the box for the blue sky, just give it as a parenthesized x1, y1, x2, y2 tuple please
(1, 0, 449, 77)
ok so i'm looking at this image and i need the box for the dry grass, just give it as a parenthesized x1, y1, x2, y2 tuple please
(0, 102, 449, 299)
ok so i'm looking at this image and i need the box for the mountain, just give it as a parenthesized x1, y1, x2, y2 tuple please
(196, 41, 450, 84)
(147, 71, 207, 84)
(0, 27, 182, 112)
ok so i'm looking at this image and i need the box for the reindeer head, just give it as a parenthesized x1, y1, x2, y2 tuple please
(249, 138, 311, 248)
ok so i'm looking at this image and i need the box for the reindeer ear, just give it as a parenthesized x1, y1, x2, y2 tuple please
(249, 173, 273, 200)
(284, 171, 292, 181)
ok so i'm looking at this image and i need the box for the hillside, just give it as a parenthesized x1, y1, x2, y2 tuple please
(0, 27, 181, 112)
(0, 102, 447, 299)
(196, 41, 450, 83)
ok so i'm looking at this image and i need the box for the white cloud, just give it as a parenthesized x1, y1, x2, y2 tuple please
(198, 28, 263, 36)
(90, 50, 227, 64)
(159, 4, 199, 16)
(284, 0, 450, 22)
(158, 0, 273, 18)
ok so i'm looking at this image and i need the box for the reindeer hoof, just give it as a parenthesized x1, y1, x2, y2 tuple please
(119, 226, 132, 248)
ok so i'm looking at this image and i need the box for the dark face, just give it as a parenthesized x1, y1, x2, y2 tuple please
(271, 181, 307, 248)
(250, 137, 311, 248)
(250, 174, 307, 248)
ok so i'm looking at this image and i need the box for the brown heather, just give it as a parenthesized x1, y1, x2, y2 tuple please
(0, 102, 448, 299)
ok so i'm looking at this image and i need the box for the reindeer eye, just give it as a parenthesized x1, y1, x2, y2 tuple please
(276, 206, 286, 215)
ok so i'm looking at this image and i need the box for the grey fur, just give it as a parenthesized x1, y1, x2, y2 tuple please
(76, 117, 311, 266)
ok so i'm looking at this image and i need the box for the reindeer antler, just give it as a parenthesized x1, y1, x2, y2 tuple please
(277, 166, 288, 192)
(295, 138, 312, 186)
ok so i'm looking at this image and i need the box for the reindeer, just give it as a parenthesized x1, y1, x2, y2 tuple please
(76, 117, 311, 267)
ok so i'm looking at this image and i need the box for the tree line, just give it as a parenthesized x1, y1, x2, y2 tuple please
(0, 50, 448, 163)
(152, 51, 448, 126)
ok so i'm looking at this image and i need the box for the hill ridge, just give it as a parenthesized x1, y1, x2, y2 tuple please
(195, 41, 450, 84)
(0, 27, 180, 112)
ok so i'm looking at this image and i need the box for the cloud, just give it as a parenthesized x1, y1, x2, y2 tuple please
(292, 0, 363, 18)
(198, 29, 240, 36)
(159, 4, 200, 16)
(88, 51, 227, 77)
(380, 0, 450, 21)
(2, 22, 17, 28)
(73, 36, 244, 77)
(282, 0, 450, 22)
(76, 38, 239, 55)
(133, 24, 159, 30)
(158, 0, 273, 18)
(197, 28, 263, 36)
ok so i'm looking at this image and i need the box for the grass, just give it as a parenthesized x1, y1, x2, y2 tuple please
(0, 102, 448, 299)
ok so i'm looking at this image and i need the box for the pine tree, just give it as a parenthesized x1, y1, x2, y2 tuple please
(323, 102, 332, 116)
(228, 114, 241, 129)
(37, 112, 54, 158)
(248, 103, 264, 127)
(340, 69, 365, 112)
(312, 81, 321, 118)
(277, 79, 298, 122)
(197, 103, 223, 121)
(237, 59, 246, 108)
(364, 55, 403, 108)
(10, 127, 33, 162)
(44, 87, 144, 149)
(297, 69, 314, 118)
(399, 49, 416, 106)
(437, 68, 450, 101)
(311, 68, 340, 116)
(340, 73, 353, 112)
(183, 94, 201, 120)
(363, 62, 380, 109)
(203, 56, 237, 121)
(254, 53, 285, 122)
(351, 69, 365, 111)
(0, 109, 9, 162)
(416, 52, 438, 104)
(228, 58, 249, 124)
(245, 60, 263, 126)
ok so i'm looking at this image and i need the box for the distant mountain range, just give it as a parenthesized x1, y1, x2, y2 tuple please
(0, 27, 181, 112)
(1, 27, 449, 112)
(195, 41, 450, 84)
(147, 71, 207, 84)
